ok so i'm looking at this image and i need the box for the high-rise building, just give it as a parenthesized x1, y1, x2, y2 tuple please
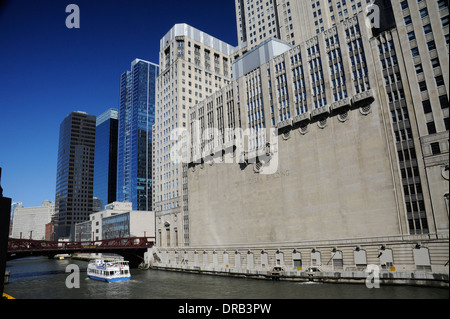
(152, 1, 448, 274)
(386, 0, 449, 234)
(93, 108, 118, 209)
(153, 24, 238, 247)
(55, 111, 96, 240)
(117, 59, 159, 211)
(235, 0, 394, 50)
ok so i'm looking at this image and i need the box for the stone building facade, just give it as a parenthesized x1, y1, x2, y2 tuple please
(153, 24, 243, 247)
(150, 7, 448, 280)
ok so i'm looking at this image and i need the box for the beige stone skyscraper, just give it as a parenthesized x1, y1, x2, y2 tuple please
(153, 24, 237, 247)
(235, 0, 395, 49)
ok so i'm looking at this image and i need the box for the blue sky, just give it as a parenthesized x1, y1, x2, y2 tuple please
(0, 0, 237, 207)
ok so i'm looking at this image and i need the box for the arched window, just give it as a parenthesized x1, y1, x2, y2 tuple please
(354, 248, 367, 270)
(223, 252, 229, 268)
(235, 252, 241, 268)
(378, 248, 394, 270)
(292, 250, 302, 270)
(311, 250, 321, 266)
(331, 250, 343, 270)
(413, 246, 431, 271)
(247, 251, 254, 269)
(194, 251, 199, 265)
(276, 250, 284, 266)
(203, 251, 208, 266)
(261, 251, 268, 268)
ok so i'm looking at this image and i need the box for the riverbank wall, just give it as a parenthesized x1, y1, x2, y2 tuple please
(149, 263, 448, 288)
(144, 236, 449, 288)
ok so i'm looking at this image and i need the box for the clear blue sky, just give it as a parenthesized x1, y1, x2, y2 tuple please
(0, 0, 237, 207)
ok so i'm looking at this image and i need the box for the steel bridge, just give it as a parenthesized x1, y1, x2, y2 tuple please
(7, 237, 155, 268)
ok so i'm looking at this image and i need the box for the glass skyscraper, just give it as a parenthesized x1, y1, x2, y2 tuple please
(55, 111, 96, 240)
(117, 59, 158, 211)
(93, 108, 118, 209)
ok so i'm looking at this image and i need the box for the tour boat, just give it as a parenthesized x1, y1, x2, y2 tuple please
(87, 259, 131, 282)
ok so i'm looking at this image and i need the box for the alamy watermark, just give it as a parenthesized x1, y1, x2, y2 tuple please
(65, 264, 80, 288)
(365, 264, 380, 288)
(169, 122, 279, 175)
(365, 2, 381, 29)
(65, 4, 80, 29)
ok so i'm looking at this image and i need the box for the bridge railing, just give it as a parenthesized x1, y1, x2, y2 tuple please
(8, 237, 155, 252)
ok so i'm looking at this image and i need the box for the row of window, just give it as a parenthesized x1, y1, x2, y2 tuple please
(379, 30, 428, 236)
(159, 246, 434, 271)
(401, 0, 448, 11)
(404, 2, 449, 137)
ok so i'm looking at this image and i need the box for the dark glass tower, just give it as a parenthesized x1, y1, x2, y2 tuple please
(93, 108, 118, 209)
(117, 59, 158, 211)
(55, 111, 96, 240)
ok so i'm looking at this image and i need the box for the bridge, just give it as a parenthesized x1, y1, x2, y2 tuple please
(7, 237, 155, 268)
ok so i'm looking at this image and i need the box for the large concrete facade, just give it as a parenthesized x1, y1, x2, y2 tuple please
(150, 9, 448, 279)
(188, 100, 402, 246)
(149, 2, 449, 282)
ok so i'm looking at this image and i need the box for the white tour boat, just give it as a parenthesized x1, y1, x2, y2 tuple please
(87, 259, 131, 282)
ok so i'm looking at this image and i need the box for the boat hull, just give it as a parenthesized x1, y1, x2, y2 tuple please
(88, 274, 131, 283)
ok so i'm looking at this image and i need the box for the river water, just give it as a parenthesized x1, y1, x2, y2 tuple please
(4, 256, 449, 300)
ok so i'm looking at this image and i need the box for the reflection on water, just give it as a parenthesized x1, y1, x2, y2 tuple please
(4, 257, 449, 299)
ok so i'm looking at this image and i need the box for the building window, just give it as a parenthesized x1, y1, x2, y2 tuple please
(354, 249, 367, 270)
(415, 64, 423, 74)
(427, 40, 436, 51)
(311, 251, 321, 266)
(379, 248, 394, 269)
(423, 24, 432, 34)
(431, 142, 441, 155)
(439, 95, 449, 109)
(419, 7, 428, 18)
(438, 0, 449, 10)
(331, 251, 344, 270)
(435, 75, 445, 87)
(166, 229, 170, 247)
(418, 81, 427, 92)
(427, 121, 437, 134)
(404, 15, 412, 25)
(413, 247, 431, 271)
(422, 100, 432, 113)
(431, 58, 440, 68)
(174, 228, 178, 247)
(401, 0, 408, 10)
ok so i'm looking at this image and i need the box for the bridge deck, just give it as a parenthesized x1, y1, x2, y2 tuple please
(7, 237, 155, 267)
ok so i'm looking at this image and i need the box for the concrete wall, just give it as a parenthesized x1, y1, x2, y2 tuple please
(187, 99, 404, 247)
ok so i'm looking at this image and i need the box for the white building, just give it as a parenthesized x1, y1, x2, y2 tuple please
(11, 200, 55, 240)
(74, 201, 155, 242)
